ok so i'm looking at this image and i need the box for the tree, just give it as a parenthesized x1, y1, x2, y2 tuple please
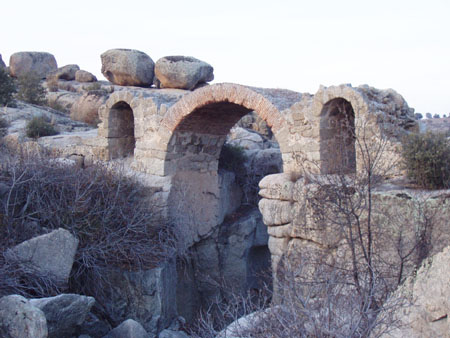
(426, 112, 432, 119)
(0, 68, 16, 106)
(15, 72, 47, 105)
(414, 113, 423, 120)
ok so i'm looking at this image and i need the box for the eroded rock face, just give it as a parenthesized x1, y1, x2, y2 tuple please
(9, 51, 57, 78)
(155, 56, 214, 90)
(29, 294, 95, 338)
(0, 295, 47, 338)
(98, 260, 177, 335)
(75, 69, 97, 82)
(70, 90, 108, 125)
(101, 49, 154, 86)
(177, 208, 270, 322)
(46, 64, 80, 81)
(382, 246, 450, 338)
(5, 228, 79, 285)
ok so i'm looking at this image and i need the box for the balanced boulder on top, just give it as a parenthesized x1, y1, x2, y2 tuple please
(101, 48, 154, 87)
(155, 55, 214, 90)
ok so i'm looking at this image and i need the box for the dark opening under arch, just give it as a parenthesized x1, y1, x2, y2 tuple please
(320, 98, 356, 174)
(108, 101, 135, 158)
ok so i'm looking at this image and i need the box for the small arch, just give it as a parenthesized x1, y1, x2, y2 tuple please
(320, 98, 356, 174)
(107, 101, 136, 158)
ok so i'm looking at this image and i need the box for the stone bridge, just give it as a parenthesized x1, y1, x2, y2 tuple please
(93, 81, 416, 267)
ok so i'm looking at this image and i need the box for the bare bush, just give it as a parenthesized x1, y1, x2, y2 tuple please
(0, 151, 178, 299)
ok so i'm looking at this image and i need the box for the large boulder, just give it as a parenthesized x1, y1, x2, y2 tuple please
(0, 54, 5, 69)
(101, 48, 154, 86)
(0, 295, 48, 338)
(46, 64, 80, 81)
(30, 294, 95, 338)
(5, 228, 79, 284)
(9, 51, 57, 78)
(75, 69, 97, 82)
(154, 55, 214, 90)
(104, 319, 148, 338)
(70, 90, 108, 125)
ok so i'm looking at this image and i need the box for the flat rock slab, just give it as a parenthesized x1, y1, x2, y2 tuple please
(5, 228, 79, 284)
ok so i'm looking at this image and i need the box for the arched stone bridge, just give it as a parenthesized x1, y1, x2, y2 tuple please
(97, 82, 415, 177)
(94, 81, 416, 248)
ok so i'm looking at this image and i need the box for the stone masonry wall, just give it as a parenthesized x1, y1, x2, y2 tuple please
(259, 172, 450, 299)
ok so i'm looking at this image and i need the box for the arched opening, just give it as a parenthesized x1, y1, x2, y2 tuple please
(320, 98, 356, 174)
(107, 101, 135, 158)
(167, 100, 281, 320)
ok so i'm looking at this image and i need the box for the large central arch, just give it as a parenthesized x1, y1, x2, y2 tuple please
(159, 83, 291, 176)
(157, 84, 292, 244)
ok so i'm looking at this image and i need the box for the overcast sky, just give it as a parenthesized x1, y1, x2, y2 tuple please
(2, 0, 449, 115)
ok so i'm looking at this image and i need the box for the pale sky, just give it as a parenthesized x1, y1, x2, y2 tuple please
(2, 0, 449, 115)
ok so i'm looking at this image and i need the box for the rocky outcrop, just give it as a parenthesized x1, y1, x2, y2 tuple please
(104, 319, 149, 338)
(177, 208, 270, 321)
(46, 64, 80, 81)
(75, 69, 97, 82)
(98, 260, 177, 335)
(0, 295, 47, 338)
(101, 49, 155, 86)
(382, 246, 450, 338)
(0, 54, 5, 69)
(5, 228, 78, 285)
(70, 90, 108, 125)
(154, 56, 213, 90)
(29, 294, 95, 338)
(9, 51, 57, 78)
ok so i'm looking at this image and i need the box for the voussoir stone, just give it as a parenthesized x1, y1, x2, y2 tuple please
(155, 55, 214, 90)
(9, 51, 57, 78)
(5, 228, 79, 284)
(104, 319, 148, 338)
(30, 294, 95, 338)
(0, 295, 48, 338)
(47, 64, 80, 81)
(75, 69, 97, 82)
(101, 48, 154, 86)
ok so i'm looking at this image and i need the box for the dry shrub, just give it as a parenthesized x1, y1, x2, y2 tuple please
(402, 132, 450, 189)
(0, 152, 178, 298)
(25, 115, 58, 138)
(16, 71, 47, 105)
